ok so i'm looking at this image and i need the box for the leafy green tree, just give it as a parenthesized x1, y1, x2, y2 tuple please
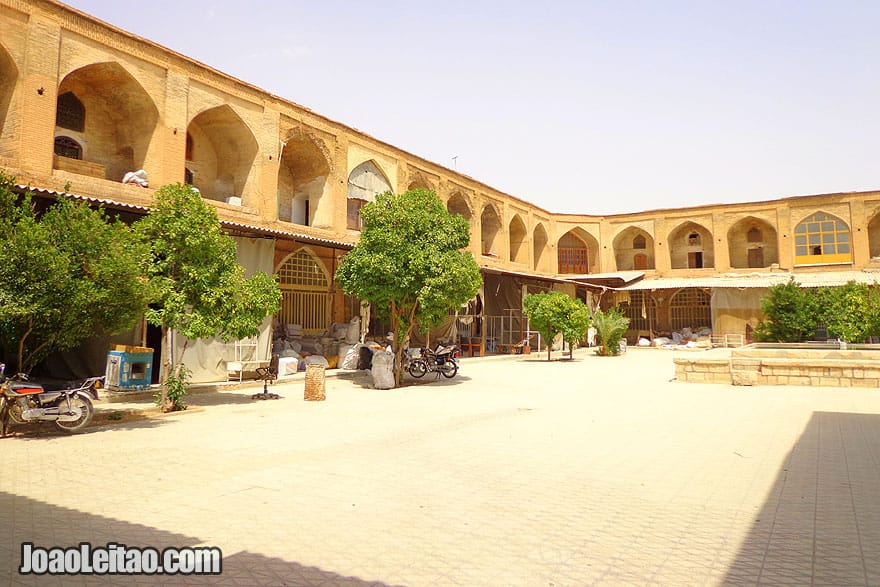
(135, 184, 281, 410)
(0, 174, 150, 373)
(523, 291, 592, 360)
(815, 281, 880, 343)
(335, 189, 482, 386)
(754, 279, 819, 342)
(592, 307, 630, 356)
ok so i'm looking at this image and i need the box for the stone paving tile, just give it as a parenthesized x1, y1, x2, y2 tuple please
(4, 349, 880, 585)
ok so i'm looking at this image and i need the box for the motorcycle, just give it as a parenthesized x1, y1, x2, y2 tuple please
(407, 343, 460, 379)
(0, 363, 103, 437)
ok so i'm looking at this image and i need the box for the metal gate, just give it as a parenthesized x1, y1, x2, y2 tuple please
(276, 249, 331, 334)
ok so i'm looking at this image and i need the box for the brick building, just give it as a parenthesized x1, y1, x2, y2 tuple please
(2, 0, 879, 380)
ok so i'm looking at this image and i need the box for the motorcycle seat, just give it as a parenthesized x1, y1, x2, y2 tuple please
(8, 382, 43, 394)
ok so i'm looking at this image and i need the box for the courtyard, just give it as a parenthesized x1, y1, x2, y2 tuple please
(2, 348, 880, 585)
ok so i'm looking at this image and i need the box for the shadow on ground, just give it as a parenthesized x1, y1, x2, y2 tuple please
(723, 411, 880, 585)
(0, 491, 403, 586)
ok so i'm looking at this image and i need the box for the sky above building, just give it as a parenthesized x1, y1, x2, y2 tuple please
(62, 0, 880, 215)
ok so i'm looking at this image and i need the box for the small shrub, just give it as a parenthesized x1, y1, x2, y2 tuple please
(592, 307, 630, 356)
(156, 363, 190, 412)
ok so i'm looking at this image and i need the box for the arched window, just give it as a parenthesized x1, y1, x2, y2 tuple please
(688, 232, 701, 246)
(276, 249, 331, 333)
(56, 92, 85, 132)
(53, 136, 82, 160)
(558, 232, 588, 274)
(633, 235, 646, 249)
(670, 288, 711, 331)
(747, 227, 762, 243)
(621, 291, 656, 332)
(794, 212, 852, 265)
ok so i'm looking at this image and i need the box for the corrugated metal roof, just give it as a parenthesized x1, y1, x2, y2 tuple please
(480, 266, 574, 284)
(14, 184, 354, 249)
(16, 184, 151, 211)
(219, 220, 354, 249)
(622, 271, 880, 290)
(565, 271, 645, 286)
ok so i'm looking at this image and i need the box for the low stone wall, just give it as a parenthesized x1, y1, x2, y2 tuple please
(674, 347, 880, 387)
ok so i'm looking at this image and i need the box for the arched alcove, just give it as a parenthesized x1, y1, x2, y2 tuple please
(480, 204, 502, 256)
(346, 160, 391, 230)
(668, 221, 714, 269)
(509, 214, 528, 264)
(187, 104, 259, 204)
(0, 43, 19, 158)
(277, 129, 331, 226)
(54, 62, 159, 181)
(557, 228, 599, 274)
(533, 223, 549, 272)
(613, 226, 655, 271)
(727, 216, 778, 268)
(447, 192, 472, 220)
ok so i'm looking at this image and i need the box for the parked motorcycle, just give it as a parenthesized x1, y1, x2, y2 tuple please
(407, 344, 460, 379)
(0, 363, 103, 436)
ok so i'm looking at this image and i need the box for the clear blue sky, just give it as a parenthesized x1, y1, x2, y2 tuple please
(63, 0, 880, 215)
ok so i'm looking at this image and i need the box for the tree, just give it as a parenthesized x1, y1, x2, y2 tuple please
(592, 307, 630, 356)
(523, 291, 592, 360)
(135, 184, 281, 410)
(335, 189, 482, 386)
(754, 279, 819, 342)
(815, 281, 880, 343)
(0, 174, 150, 373)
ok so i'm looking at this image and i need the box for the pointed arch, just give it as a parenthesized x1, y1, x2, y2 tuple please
(868, 211, 880, 260)
(278, 127, 332, 226)
(508, 214, 528, 264)
(347, 160, 391, 230)
(447, 192, 472, 220)
(613, 226, 655, 271)
(54, 61, 159, 181)
(669, 288, 712, 331)
(727, 216, 778, 269)
(187, 104, 259, 204)
(668, 221, 714, 269)
(0, 42, 17, 157)
(557, 227, 599, 274)
(407, 170, 435, 192)
(793, 211, 852, 266)
(533, 223, 549, 272)
(620, 291, 658, 333)
(275, 248, 332, 333)
(480, 203, 502, 256)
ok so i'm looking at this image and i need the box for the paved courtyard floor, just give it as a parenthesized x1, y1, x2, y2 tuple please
(3, 348, 880, 586)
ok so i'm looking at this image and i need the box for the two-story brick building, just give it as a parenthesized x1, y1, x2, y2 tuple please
(3, 0, 879, 380)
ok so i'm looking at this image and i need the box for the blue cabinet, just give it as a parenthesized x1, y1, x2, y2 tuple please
(105, 347, 153, 390)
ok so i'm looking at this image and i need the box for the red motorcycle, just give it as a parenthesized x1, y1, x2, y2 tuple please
(0, 363, 103, 437)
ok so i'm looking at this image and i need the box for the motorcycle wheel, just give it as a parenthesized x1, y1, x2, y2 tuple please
(408, 360, 428, 378)
(440, 361, 458, 378)
(54, 395, 94, 433)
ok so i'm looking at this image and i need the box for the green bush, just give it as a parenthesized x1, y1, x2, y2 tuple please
(155, 363, 190, 412)
(592, 307, 630, 356)
(754, 280, 818, 342)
